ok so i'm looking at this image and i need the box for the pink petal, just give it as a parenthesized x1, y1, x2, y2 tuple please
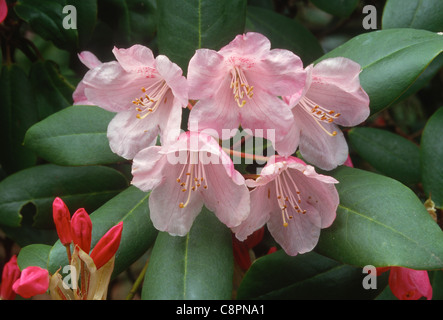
(307, 57, 370, 127)
(187, 48, 227, 100)
(112, 45, 155, 73)
(78, 51, 102, 69)
(73, 81, 94, 105)
(188, 78, 240, 139)
(149, 165, 204, 236)
(0, 255, 20, 300)
(239, 88, 296, 156)
(246, 48, 306, 97)
(294, 107, 349, 170)
(131, 146, 168, 191)
(107, 110, 160, 160)
(219, 32, 272, 60)
(83, 61, 151, 112)
(200, 163, 250, 229)
(155, 55, 188, 107)
(232, 185, 272, 241)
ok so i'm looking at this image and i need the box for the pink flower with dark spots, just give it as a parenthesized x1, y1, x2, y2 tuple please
(131, 131, 250, 236)
(187, 32, 306, 156)
(76, 45, 188, 159)
(283, 57, 370, 170)
(233, 155, 339, 256)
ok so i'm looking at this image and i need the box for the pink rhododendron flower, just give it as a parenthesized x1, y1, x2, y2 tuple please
(283, 57, 370, 170)
(131, 131, 250, 236)
(377, 267, 432, 300)
(77, 45, 188, 159)
(0, 255, 21, 300)
(233, 155, 339, 256)
(0, 0, 7, 24)
(12, 266, 49, 299)
(187, 32, 306, 156)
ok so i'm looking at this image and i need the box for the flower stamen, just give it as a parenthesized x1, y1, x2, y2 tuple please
(274, 167, 308, 227)
(230, 66, 253, 108)
(133, 80, 169, 119)
(177, 152, 208, 208)
(299, 97, 341, 137)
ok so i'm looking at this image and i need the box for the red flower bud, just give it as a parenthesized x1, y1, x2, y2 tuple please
(12, 266, 49, 299)
(71, 208, 93, 254)
(0, 0, 8, 24)
(52, 197, 72, 245)
(0, 255, 21, 300)
(90, 222, 123, 270)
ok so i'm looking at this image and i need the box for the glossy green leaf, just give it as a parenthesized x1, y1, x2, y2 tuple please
(421, 107, 443, 209)
(0, 65, 38, 175)
(382, 0, 443, 32)
(29, 60, 75, 120)
(316, 166, 443, 269)
(48, 186, 157, 277)
(17, 244, 52, 270)
(245, 6, 324, 65)
(0, 164, 128, 229)
(24, 105, 123, 166)
(237, 250, 388, 299)
(156, 0, 247, 73)
(14, 0, 78, 51)
(319, 29, 443, 115)
(142, 207, 233, 300)
(311, 0, 359, 18)
(348, 127, 421, 185)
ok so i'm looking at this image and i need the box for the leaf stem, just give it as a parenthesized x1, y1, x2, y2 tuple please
(125, 257, 150, 300)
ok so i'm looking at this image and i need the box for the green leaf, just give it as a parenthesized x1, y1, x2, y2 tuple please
(24, 105, 123, 166)
(14, 0, 78, 51)
(348, 127, 421, 185)
(237, 250, 388, 299)
(315, 166, 443, 269)
(69, 0, 98, 48)
(421, 107, 443, 209)
(382, 0, 443, 32)
(48, 186, 157, 277)
(318, 29, 443, 115)
(0, 164, 128, 229)
(141, 207, 233, 300)
(0, 64, 38, 175)
(29, 60, 75, 120)
(156, 0, 247, 73)
(245, 6, 324, 65)
(311, 0, 359, 18)
(17, 244, 52, 270)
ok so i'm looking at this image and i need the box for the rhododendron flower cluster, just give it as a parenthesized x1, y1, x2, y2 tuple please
(77, 32, 369, 258)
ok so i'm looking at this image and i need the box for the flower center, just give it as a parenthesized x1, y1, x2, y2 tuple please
(230, 66, 254, 108)
(299, 96, 341, 137)
(176, 151, 208, 209)
(274, 167, 307, 227)
(132, 80, 169, 119)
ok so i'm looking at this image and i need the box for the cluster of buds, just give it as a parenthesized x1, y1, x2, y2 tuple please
(0, 198, 123, 300)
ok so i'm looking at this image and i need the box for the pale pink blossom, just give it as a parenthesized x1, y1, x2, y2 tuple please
(76, 45, 188, 159)
(131, 131, 250, 236)
(283, 57, 370, 170)
(73, 51, 103, 105)
(377, 267, 432, 300)
(187, 32, 306, 156)
(233, 155, 339, 256)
